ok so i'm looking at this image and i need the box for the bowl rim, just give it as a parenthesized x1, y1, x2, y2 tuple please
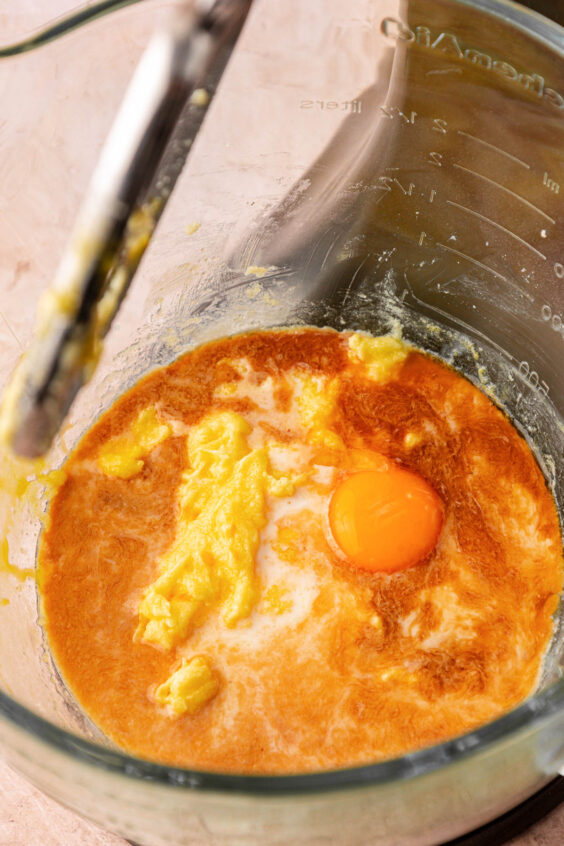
(1, 0, 563, 795)
(1, 679, 564, 794)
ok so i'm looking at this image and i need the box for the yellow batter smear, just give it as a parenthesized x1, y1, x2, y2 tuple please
(245, 265, 271, 277)
(0, 445, 66, 587)
(0, 538, 34, 582)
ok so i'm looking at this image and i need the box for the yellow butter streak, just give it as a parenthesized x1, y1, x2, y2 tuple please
(97, 407, 171, 479)
(154, 656, 219, 716)
(296, 375, 343, 450)
(136, 411, 295, 713)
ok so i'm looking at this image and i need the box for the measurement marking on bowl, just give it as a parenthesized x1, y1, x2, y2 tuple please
(436, 243, 534, 301)
(445, 201, 547, 261)
(457, 130, 531, 169)
(452, 163, 556, 225)
(541, 302, 564, 341)
(435, 242, 506, 281)
(518, 360, 550, 397)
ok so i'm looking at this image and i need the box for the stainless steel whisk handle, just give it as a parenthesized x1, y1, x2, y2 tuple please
(0, 0, 252, 459)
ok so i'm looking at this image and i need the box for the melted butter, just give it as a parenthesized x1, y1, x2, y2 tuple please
(137, 411, 295, 649)
(348, 332, 408, 380)
(97, 407, 172, 478)
(154, 655, 218, 716)
(294, 334, 409, 449)
(295, 374, 343, 450)
(135, 411, 296, 714)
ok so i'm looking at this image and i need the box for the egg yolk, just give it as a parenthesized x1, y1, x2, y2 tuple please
(329, 464, 443, 573)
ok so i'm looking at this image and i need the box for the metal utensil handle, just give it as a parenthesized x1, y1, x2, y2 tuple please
(1, 0, 252, 458)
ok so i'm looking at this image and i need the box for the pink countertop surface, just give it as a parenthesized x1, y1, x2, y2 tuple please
(1, 2, 562, 845)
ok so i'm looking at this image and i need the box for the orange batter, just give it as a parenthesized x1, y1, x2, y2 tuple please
(38, 329, 563, 772)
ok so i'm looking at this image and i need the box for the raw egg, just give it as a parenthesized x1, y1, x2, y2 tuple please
(329, 463, 443, 573)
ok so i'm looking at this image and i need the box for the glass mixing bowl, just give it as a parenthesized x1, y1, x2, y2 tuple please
(0, 0, 563, 843)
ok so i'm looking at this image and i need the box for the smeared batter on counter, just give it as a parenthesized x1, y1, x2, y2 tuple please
(38, 329, 563, 772)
